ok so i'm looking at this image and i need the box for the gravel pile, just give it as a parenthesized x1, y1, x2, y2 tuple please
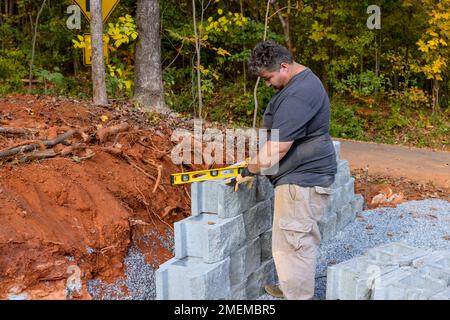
(87, 229, 174, 300)
(259, 199, 450, 300)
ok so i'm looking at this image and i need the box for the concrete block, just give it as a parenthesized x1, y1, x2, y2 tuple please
(334, 194, 363, 232)
(229, 280, 247, 300)
(333, 141, 341, 160)
(191, 178, 257, 219)
(417, 264, 450, 284)
(371, 268, 414, 300)
(191, 180, 221, 216)
(260, 229, 273, 261)
(318, 211, 337, 243)
(412, 250, 450, 269)
(256, 175, 274, 202)
(336, 202, 355, 231)
(373, 270, 447, 300)
(321, 178, 355, 220)
(330, 160, 350, 189)
(429, 287, 450, 300)
(367, 242, 431, 267)
(156, 256, 231, 300)
(246, 259, 277, 299)
(243, 198, 273, 240)
(326, 255, 398, 300)
(174, 213, 246, 263)
(230, 237, 261, 285)
(350, 194, 364, 214)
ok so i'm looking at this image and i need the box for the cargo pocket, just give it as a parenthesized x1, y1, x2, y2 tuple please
(314, 186, 333, 195)
(278, 218, 313, 251)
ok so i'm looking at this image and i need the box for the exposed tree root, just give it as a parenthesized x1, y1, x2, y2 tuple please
(96, 123, 130, 144)
(0, 126, 36, 136)
(0, 130, 81, 159)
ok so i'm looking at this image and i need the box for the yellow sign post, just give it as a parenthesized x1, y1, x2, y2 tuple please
(82, 34, 109, 66)
(71, 0, 120, 23)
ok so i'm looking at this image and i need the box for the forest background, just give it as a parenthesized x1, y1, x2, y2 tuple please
(0, 0, 448, 150)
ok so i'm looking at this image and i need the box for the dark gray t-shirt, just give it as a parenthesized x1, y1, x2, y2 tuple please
(262, 67, 337, 187)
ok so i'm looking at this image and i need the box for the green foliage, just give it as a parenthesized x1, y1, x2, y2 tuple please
(0, 50, 27, 95)
(0, 0, 448, 149)
(329, 100, 365, 140)
(334, 71, 390, 97)
(35, 67, 67, 94)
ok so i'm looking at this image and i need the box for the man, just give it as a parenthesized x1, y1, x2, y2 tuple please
(242, 40, 337, 300)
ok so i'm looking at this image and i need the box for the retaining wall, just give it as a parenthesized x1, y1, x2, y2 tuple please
(156, 141, 363, 299)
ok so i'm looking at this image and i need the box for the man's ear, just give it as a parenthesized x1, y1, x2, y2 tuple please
(280, 62, 289, 72)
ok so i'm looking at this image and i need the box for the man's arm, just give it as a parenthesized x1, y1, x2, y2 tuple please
(247, 140, 293, 174)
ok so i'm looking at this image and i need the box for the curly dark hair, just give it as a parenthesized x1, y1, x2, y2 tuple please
(248, 40, 294, 76)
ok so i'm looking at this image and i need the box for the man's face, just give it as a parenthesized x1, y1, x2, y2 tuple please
(259, 64, 289, 90)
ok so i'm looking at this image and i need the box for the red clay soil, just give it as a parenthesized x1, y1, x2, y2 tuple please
(0, 94, 199, 299)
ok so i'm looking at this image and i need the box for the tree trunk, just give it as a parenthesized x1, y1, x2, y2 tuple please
(271, 0, 293, 52)
(28, 0, 46, 94)
(192, 0, 203, 118)
(252, 0, 272, 129)
(90, 0, 108, 106)
(240, 0, 247, 94)
(432, 79, 440, 113)
(133, 0, 167, 112)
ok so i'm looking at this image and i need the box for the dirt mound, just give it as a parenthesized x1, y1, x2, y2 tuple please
(0, 94, 198, 299)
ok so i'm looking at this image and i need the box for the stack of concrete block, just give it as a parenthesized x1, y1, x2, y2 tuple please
(156, 140, 363, 300)
(156, 174, 277, 300)
(326, 242, 450, 300)
(318, 141, 364, 243)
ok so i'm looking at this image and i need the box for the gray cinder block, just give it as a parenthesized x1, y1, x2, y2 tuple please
(330, 160, 350, 189)
(229, 280, 248, 300)
(156, 256, 231, 300)
(326, 255, 398, 300)
(192, 179, 257, 219)
(366, 242, 431, 267)
(230, 237, 262, 286)
(246, 259, 277, 299)
(175, 213, 246, 263)
(318, 212, 337, 243)
(260, 229, 273, 261)
(335, 203, 355, 232)
(243, 198, 273, 240)
(373, 270, 447, 300)
(256, 175, 274, 202)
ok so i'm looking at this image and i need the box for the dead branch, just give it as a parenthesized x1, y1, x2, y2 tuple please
(18, 150, 57, 163)
(59, 143, 87, 156)
(6, 139, 47, 150)
(99, 146, 123, 156)
(161, 206, 177, 219)
(0, 129, 80, 159)
(134, 182, 150, 207)
(0, 126, 36, 136)
(152, 165, 163, 193)
(123, 154, 157, 182)
(96, 123, 130, 144)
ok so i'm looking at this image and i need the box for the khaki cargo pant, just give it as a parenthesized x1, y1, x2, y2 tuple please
(272, 184, 331, 300)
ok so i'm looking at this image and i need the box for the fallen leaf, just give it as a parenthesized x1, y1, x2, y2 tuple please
(207, 221, 216, 225)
